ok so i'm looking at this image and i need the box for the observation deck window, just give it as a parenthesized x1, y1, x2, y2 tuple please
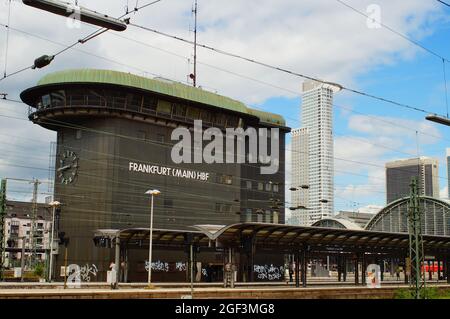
(157, 100, 172, 114)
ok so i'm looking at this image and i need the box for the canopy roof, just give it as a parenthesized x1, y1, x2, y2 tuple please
(94, 222, 450, 254)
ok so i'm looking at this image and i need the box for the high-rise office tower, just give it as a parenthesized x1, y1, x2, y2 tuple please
(447, 148, 450, 199)
(291, 80, 340, 225)
(291, 128, 309, 225)
(385, 157, 440, 204)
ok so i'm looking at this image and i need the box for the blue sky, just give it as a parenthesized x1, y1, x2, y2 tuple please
(0, 0, 449, 215)
(252, 7, 450, 212)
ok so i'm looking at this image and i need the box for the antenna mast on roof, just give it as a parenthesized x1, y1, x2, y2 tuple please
(189, 0, 198, 87)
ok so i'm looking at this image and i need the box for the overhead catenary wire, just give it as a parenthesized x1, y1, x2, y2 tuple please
(335, 0, 450, 120)
(1, 75, 448, 210)
(335, 0, 450, 63)
(3, 102, 450, 185)
(1, 10, 445, 119)
(1, 22, 448, 149)
(1, 94, 450, 187)
(443, 58, 449, 117)
(0, 22, 177, 82)
(0, 145, 430, 220)
(4, 94, 450, 185)
(0, 0, 163, 82)
(1, 99, 449, 188)
(3, 97, 438, 164)
(2, 0, 12, 79)
(0, 16, 446, 209)
(128, 22, 447, 117)
(436, 0, 450, 8)
(0, 34, 442, 218)
(2, 1, 449, 129)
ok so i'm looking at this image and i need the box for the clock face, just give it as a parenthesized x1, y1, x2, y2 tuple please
(57, 150, 78, 184)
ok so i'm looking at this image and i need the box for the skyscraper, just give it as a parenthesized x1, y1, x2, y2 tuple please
(291, 128, 308, 225)
(385, 157, 440, 204)
(291, 80, 340, 225)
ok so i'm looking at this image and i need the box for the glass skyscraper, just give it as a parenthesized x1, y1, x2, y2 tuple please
(291, 80, 340, 225)
(385, 157, 440, 203)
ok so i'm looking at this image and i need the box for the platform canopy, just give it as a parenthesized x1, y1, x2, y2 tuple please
(94, 222, 450, 255)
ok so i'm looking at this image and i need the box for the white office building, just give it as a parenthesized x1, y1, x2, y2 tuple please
(290, 128, 309, 225)
(291, 80, 340, 225)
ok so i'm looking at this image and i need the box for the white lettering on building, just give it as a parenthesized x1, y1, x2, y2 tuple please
(128, 161, 209, 181)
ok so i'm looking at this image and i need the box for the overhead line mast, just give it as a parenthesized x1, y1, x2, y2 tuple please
(191, 0, 198, 87)
(29, 179, 41, 268)
(408, 177, 426, 299)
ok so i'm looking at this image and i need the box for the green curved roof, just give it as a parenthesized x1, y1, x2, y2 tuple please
(31, 69, 286, 126)
(247, 108, 285, 126)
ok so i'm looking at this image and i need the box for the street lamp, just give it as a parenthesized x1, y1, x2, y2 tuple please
(425, 114, 450, 126)
(289, 185, 310, 191)
(48, 200, 60, 282)
(22, 0, 128, 31)
(289, 205, 309, 210)
(145, 189, 161, 288)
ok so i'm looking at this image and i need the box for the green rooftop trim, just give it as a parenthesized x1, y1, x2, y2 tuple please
(247, 108, 285, 126)
(32, 69, 286, 126)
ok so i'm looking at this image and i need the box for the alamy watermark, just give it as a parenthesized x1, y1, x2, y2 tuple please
(366, 4, 381, 29)
(170, 120, 280, 175)
(66, 3, 82, 29)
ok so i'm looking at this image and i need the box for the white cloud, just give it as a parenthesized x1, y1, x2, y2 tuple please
(348, 115, 442, 145)
(334, 113, 443, 210)
(0, 0, 445, 103)
(0, 0, 446, 206)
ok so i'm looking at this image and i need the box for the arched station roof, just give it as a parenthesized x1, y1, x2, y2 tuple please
(311, 218, 362, 230)
(365, 196, 450, 236)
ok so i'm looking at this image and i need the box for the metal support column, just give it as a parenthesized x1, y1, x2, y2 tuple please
(443, 256, 446, 282)
(249, 238, 255, 282)
(354, 255, 359, 285)
(190, 244, 194, 294)
(301, 248, 307, 288)
(124, 246, 128, 283)
(113, 236, 120, 289)
(294, 250, 300, 287)
(343, 256, 347, 282)
(428, 260, 432, 281)
(20, 238, 26, 282)
(446, 257, 450, 284)
(390, 258, 395, 277)
(407, 177, 426, 298)
(337, 256, 342, 282)
(361, 253, 366, 285)
(437, 259, 441, 281)
(0, 179, 6, 281)
(404, 256, 409, 284)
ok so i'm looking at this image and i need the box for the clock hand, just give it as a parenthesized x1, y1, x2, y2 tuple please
(57, 165, 71, 172)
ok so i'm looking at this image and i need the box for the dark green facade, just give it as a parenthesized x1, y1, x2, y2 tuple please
(21, 69, 289, 281)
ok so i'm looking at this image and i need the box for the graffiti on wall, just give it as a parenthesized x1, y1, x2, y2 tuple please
(253, 264, 284, 280)
(144, 261, 208, 278)
(66, 264, 98, 288)
(145, 260, 170, 272)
